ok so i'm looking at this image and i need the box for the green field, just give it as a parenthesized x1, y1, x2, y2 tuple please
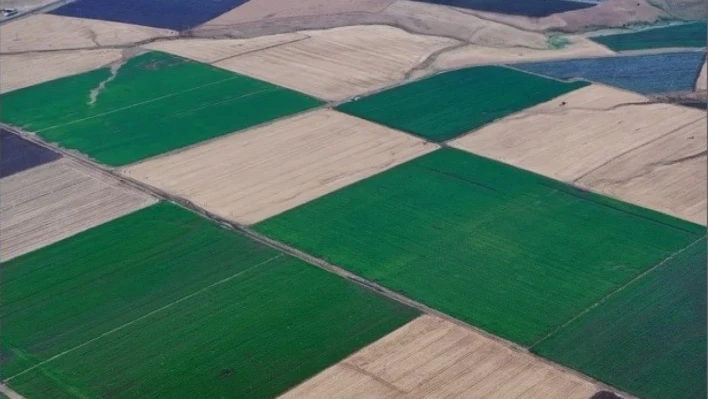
(0, 51, 321, 166)
(534, 238, 706, 399)
(591, 22, 707, 51)
(255, 148, 704, 346)
(1, 203, 417, 399)
(336, 66, 588, 141)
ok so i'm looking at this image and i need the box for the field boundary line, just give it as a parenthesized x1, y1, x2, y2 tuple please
(528, 236, 706, 350)
(0, 383, 26, 399)
(0, 123, 640, 399)
(4, 254, 283, 382)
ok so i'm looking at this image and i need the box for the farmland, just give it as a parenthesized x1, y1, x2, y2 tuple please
(533, 238, 706, 399)
(0, 51, 321, 166)
(512, 51, 707, 94)
(408, 0, 594, 17)
(0, 129, 59, 178)
(1, 203, 417, 399)
(211, 25, 458, 101)
(591, 22, 708, 51)
(450, 84, 707, 224)
(256, 148, 704, 346)
(123, 110, 436, 225)
(698, 62, 707, 91)
(51, 0, 249, 31)
(0, 50, 123, 94)
(0, 158, 155, 260)
(337, 66, 589, 141)
(0, 14, 174, 53)
(281, 315, 600, 399)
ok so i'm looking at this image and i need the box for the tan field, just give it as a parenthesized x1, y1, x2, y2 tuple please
(122, 110, 437, 225)
(213, 25, 458, 101)
(696, 62, 707, 92)
(450, 84, 707, 224)
(1, 158, 156, 261)
(0, 49, 122, 93)
(280, 315, 601, 399)
(142, 32, 308, 63)
(0, 14, 175, 53)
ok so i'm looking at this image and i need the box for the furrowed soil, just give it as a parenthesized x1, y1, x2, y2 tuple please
(0, 158, 155, 261)
(281, 315, 602, 399)
(1, 202, 418, 399)
(534, 238, 706, 399)
(123, 109, 437, 225)
(590, 22, 707, 51)
(0, 128, 59, 178)
(0, 14, 175, 53)
(212, 25, 458, 101)
(337, 65, 589, 141)
(0, 51, 321, 166)
(450, 84, 707, 225)
(255, 148, 704, 346)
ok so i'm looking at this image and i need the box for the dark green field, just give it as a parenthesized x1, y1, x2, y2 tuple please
(591, 22, 707, 51)
(336, 66, 588, 141)
(1, 203, 417, 399)
(534, 238, 706, 399)
(256, 148, 704, 346)
(0, 51, 321, 166)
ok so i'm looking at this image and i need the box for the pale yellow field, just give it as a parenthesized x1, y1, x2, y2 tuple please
(280, 315, 601, 399)
(0, 159, 157, 261)
(213, 25, 459, 101)
(450, 84, 707, 224)
(697, 62, 707, 91)
(142, 33, 308, 63)
(122, 110, 437, 225)
(0, 14, 175, 53)
(0, 49, 122, 93)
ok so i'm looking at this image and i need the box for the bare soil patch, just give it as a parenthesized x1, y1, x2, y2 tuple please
(696, 62, 707, 91)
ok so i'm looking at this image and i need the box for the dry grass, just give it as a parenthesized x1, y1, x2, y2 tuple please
(122, 109, 437, 225)
(142, 33, 308, 63)
(280, 315, 600, 399)
(450, 84, 707, 224)
(213, 25, 458, 101)
(0, 49, 122, 93)
(0, 158, 156, 261)
(0, 14, 175, 53)
(696, 62, 707, 92)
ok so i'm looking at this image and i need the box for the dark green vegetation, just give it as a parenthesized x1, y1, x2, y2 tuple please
(591, 22, 707, 51)
(534, 238, 706, 399)
(1, 203, 417, 399)
(337, 66, 588, 141)
(256, 149, 704, 346)
(0, 51, 321, 166)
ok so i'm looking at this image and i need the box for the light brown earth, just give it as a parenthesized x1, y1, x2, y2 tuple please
(0, 158, 156, 261)
(213, 25, 458, 100)
(450, 84, 707, 225)
(697, 62, 707, 92)
(142, 32, 307, 63)
(0, 48, 121, 93)
(122, 109, 437, 225)
(280, 315, 602, 399)
(0, 14, 175, 53)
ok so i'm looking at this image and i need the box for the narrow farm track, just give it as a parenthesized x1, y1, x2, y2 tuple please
(1, 123, 651, 399)
(0, 384, 25, 399)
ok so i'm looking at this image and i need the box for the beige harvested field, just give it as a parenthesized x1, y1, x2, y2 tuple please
(142, 33, 308, 63)
(280, 315, 601, 399)
(123, 110, 437, 225)
(450, 84, 707, 224)
(697, 62, 707, 92)
(213, 25, 457, 100)
(0, 158, 156, 261)
(0, 49, 122, 93)
(0, 14, 175, 53)
(199, 0, 394, 26)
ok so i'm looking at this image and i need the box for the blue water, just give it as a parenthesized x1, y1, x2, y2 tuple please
(51, 0, 249, 31)
(1, 129, 60, 178)
(410, 0, 594, 17)
(512, 51, 707, 94)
